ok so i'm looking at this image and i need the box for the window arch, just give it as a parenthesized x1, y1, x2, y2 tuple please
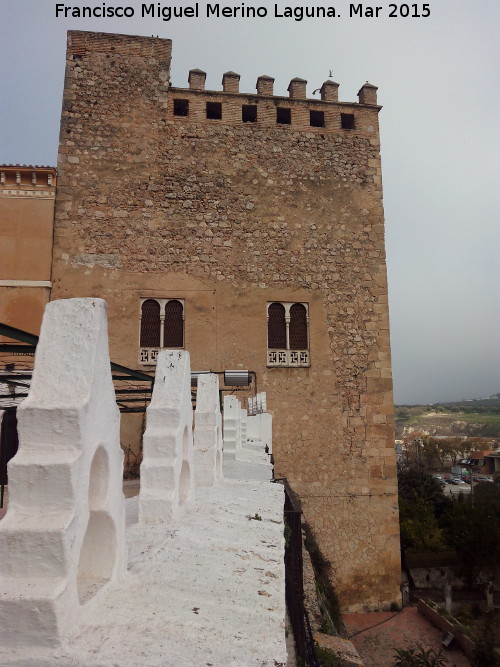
(267, 301, 310, 368)
(139, 298, 185, 365)
(140, 299, 160, 347)
(164, 299, 184, 348)
(289, 303, 308, 350)
(267, 302, 286, 349)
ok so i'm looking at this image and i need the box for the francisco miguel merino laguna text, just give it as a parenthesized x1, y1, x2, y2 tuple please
(55, 3, 342, 21)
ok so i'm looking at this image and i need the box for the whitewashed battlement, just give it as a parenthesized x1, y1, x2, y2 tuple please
(0, 298, 280, 662)
(0, 298, 126, 648)
(139, 349, 195, 523)
(194, 372, 223, 487)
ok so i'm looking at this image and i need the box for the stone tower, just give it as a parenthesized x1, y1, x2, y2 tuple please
(51, 31, 401, 611)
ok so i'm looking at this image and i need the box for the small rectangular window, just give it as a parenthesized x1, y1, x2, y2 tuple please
(173, 99, 189, 117)
(341, 113, 355, 130)
(242, 105, 257, 123)
(276, 107, 291, 125)
(310, 110, 325, 128)
(206, 102, 222, 120)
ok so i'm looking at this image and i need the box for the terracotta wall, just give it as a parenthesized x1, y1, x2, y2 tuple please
(0, 167, 56, 340)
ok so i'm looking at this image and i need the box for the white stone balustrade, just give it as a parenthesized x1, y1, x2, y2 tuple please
(0, 298, 126, 648)
(139, 349, 195, 523)
(193, 373, 223, 486)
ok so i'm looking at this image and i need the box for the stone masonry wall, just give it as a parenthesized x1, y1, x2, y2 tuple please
(51, 31, 401, 611)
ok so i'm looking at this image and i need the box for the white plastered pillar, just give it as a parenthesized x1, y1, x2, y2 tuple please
(0, 298, 126, 649)
(139, 349, 195, 523)
(193, 373, 223, 486)
(223, 395, 241, 461)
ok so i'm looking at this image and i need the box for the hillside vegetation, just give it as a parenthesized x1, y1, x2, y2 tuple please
(395, 393, 500, 438)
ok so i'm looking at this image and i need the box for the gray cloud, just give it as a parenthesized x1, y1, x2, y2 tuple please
(1, 1, 498, 403)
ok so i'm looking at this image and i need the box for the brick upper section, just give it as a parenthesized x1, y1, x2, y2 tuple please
(168, 87, 380, 136)
(68, 30, 171, 62)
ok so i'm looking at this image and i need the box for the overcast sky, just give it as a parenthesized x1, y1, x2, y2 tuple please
(1, 1, 498, 404)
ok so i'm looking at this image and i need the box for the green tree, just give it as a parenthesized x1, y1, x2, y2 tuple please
(399, 497, 445, 553)
(397, 468, 449, 589)
(441, 492, 500, 587)
(398, 468, 447, 509)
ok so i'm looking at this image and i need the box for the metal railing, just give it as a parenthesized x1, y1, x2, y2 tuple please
(278, 478, 320, 667)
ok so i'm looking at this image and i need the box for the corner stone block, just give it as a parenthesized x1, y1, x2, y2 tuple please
(0, 298, 126, 649)
(139, 349, 195, 523)
(194, 373, 223, 487)
(223, 395, 241, 461)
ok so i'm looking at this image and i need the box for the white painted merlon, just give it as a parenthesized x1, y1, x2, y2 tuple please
(139, 349, 195, 523)
(0, 280, 52, 287)
(239, 407, 248, 451)
(0, 298, 126, 649)
(222, 395, 240, 460)
(194, 373, 223, 486)
(247, 412, 273, 454)
(261, 413, 273, 452)
(223, 399, 274, 482)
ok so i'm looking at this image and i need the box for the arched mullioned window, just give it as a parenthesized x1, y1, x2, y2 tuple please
(140, 299, 161, 347)
(164, 299, 184, 348)
(267, 302, 287, 349)
(139, 298, 185, 365)
(267, 301, 310, 368)
(289, 303, 308, 350)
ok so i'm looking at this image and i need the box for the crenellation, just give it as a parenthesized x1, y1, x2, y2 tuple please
(287, 76, 307, 98)
(188, 68, 206, 90)
(320, 79, 340, 102)
(358, 82, 378, 105)
(256, 74, 275, 95)
(222, 70, 240, 93)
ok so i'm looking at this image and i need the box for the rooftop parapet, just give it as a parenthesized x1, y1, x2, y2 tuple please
(188, 68, 206, 91)
(222, 71, 240, 93)
(256, 75, 275, 96)
(288, 77, 307, 99)
(177, 72, 379, 108)
(0, 165, 57, 187)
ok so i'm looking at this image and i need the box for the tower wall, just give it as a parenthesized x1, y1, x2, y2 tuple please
(51, 31, 400, 611)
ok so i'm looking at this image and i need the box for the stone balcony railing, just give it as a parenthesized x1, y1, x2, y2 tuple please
(267, 349, 310, 368)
